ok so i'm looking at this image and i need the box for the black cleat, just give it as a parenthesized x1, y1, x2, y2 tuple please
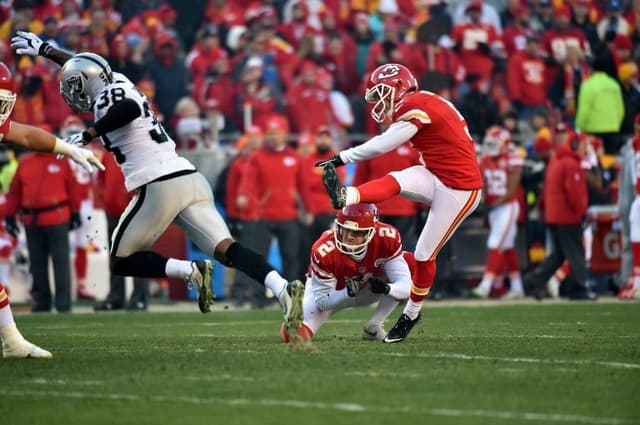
(384, 313, 422, 343)
(94, 300, 123, 311)
(322, 163, 346, 209)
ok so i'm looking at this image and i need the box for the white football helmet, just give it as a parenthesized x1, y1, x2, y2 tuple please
(60, 52, 113, 112)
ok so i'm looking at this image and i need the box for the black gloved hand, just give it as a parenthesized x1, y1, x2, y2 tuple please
(344, 277, 361, 297)
(368, 276, 390, 295)
(69, 212, 81, 230)
(5, 215, 18, 238)
(315, 154, 345, 168)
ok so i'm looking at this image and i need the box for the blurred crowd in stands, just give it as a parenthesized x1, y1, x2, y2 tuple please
(0, 0, 638, 308)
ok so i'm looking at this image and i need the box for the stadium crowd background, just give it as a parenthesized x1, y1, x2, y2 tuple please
(0, 0, 638, 308)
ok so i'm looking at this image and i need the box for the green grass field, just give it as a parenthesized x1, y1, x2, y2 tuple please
(1, 301, 639, 425)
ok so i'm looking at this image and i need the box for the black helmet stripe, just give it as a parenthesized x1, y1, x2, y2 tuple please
(75, 53, 112, 83)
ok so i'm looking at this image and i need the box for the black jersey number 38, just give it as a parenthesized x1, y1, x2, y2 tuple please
(96, 87, 170, 164)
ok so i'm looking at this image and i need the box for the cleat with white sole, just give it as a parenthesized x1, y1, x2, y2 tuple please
(3, 339, 52, 359)
(501, 289, 524, 300)
(187, 260, 214, 313)
(362, 323, 386, 341)
(282, 280, 304, 339)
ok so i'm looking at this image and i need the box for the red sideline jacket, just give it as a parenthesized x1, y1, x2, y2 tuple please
(7, 153, 80, 227)
(300, 150, 346, 215)
(352, 143, 421, 216)
(543, 144, 588, 224)
(97, 151, 131, 218)
(238, 146, 309, 221)
(226, 154, 258, 221)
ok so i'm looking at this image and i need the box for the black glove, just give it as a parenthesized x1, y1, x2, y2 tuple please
(368, 276, 390, 295)
(344, 277, 361, 297)
(5, 215, 18, 238)
(69, 212, 81, 230)
(477, 41, 491, 55)
(315, 154, 345, 168)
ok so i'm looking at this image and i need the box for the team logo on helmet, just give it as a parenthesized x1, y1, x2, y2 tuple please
(376, 64, 401, 80)
(65, 74, 84, 94)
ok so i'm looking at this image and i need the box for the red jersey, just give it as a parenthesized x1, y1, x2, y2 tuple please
(392, 90, 483, 190)
(506, 51, 546, 106)
(310, 222, 402, 290)
(542, 29, 590, 64)
(633, 136, 640, 195)
(451, 22, 499, 77)
(480, 150, 524, 207)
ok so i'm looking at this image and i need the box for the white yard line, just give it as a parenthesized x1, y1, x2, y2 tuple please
(0, 389, 632, 425)
(376, 352, 640, 370)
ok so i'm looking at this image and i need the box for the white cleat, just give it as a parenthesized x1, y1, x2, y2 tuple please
(3, 339, 52, 359)
(501, 289, 524, 300)
(362, 323, 386, 341)
(547, 277, 561, 299)
(471, 285, 490, 299)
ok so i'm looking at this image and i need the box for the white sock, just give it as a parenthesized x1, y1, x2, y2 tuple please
(368, 296, 399, 327)
(0, 303, 14, 329)
(510, 275, 523, 292)
(345, 187, 360, 206)
(0, 323, 23, 346)
(165, 259, 194, 280)
(0, 262, 9, 285)
(403, 300, 423, 320)
(478, 277, 493, 291)
(264, 270, 286, 298)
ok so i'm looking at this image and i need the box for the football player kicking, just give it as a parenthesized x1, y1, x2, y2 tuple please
(280, 204, 413, 343)
(11, 32, 304, 334)
(316, 63, 483, 343)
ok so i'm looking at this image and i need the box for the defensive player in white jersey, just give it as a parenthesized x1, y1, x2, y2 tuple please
(280, 204, 413, 343)
(473, 126, 524, 300)
(11, 32, 304, 333)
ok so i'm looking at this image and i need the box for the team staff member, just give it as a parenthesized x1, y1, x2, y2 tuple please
(524, 133, 594, 300)
(297, 126, 346, 278)
(94, 150, 150, 311)
(6, 150, 82, 313)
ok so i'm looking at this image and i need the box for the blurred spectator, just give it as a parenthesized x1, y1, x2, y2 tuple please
(548, 45, 591, 122)
(366, 17, 427, 77)
(316, 68, 353, 139)
(58, 0, 84, 30)
(458, 74, 500, 140)
(186, 23, 228, 81)
(506, 35, 547, 119)
(148, 32, 188, 124)
(234, 55, 284, 131)
(351, 12, 375, 76)
(12, 57, 47, 127)
(610, 34, 633, 66)
(369, 0, 400, 41)
(618, 62, 640, 139)
(278, 0, 320, 50)
(453, 0, 503, 34)
(285, 61, 335, 134)
(236, 114, 310, 302)
(572, 0, 602, 52)
(532, 0, 554, 31)
(0, 8, 43, 41)
(82, 0, 122, 32)
(575, 52, 625, 154)
(40, 16, 61, 44)
(6, 151, 81, 313)
(416, 32, 465, 101)
(107, 33, 145, 83)
(501, 5, 537, 56)
(452, 0, 502, 81)
(323, 32, 359, 96)
(296, 126, 345, 277)
(296, 132, 315, 158)
(192, 56, 235, 129)
(524, 133, 595, 300)
(94, 147, 150, 311)
(81, 7, 115, 57)
(596, 0, 631, 42)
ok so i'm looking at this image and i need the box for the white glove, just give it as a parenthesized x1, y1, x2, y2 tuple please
(10, 31, 45, 56)
(67, 145, 105, 173)
(55, 133, 86, 160)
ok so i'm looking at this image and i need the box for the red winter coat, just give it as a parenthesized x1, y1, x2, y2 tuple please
(226, 154, 258, 221)
(300, 150, 346, 214)
(506, 51, 547, 106)
(7, 153, 80, 227)
(543, 144, 588, 224)
(238, 147, 310, 221)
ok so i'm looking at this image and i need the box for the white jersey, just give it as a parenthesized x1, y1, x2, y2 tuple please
(93, 72, 195, 191)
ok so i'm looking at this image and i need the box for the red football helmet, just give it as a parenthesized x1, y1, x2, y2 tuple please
(482, 126, 512, 157)
(0, 62, 16, 128)
(365, 63, 418, 123)
(334, 203, 379, 258)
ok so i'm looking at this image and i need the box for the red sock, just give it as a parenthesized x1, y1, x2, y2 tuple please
(554, 261, 570, 281)
(75, 247, 87, 281)
(632, 243, 640, 269)
(410, 259, 436, 303)
(0, 283, 9, 308)
(356, 175, 401, 203)
(485, 249, 504, 275)
(503, 248, 520, 274)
